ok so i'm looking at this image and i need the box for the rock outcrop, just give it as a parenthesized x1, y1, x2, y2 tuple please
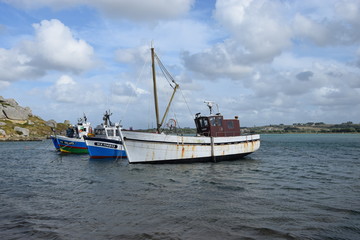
(46, 120, 57, 128)
(0, 129, 6, 136)
(14, 126, 30, 137)
(0, 96, 68, 141)
(0, 96, 32, 120)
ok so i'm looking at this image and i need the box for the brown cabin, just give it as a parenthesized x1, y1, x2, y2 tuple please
(194, 113, 241, 137)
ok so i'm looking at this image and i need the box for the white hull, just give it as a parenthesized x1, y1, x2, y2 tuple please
(122, 131, 260, 163)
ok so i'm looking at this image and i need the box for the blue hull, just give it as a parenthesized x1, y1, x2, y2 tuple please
(50, 135, 60, 150)
(51, 135, 88, 154)
(84, 137, 126, 159)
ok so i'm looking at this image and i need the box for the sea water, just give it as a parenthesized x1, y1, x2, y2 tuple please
(0, 134, 359, 239)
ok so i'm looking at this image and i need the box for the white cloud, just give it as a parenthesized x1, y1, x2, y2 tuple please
(91, 0, 194, 21)
(182, 41, 253, 80)
(1, 0, 360, 126)
(25, 19, 95, 72)
(2, 0, 195, 21)
(47, 75, 77, 103)
(214, 0, 252, 28)
(1, 0, 83, 9)
(184, 0, 360, 82)
(292, 0, 360, 46)
(215, 0, 292, 60)
(356, 47, 360, 67)
(183, 0, 292, 80)
(0, 19, 95, 83)
(112, 81, 148, 98)
(253, 54, 360, 111)
(46, 74, 108, 106)
(0, 48, 44, 81)
(293, 14, 330, 46)
(335, 0, 360, 24)
(0, 80, 10, 90)
(115, 46, 149, 64)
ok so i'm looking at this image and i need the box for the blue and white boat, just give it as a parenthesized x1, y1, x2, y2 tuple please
(50, 115, 93, 154)
(84, 111, 126, 159)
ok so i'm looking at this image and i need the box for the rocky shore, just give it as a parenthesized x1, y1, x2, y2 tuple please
(0, 96, 68, 141)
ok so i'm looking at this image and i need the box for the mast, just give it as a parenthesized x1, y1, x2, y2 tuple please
(151, 47, 161, 133)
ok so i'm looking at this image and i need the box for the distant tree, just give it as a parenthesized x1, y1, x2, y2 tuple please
(284, 127, 300, 132)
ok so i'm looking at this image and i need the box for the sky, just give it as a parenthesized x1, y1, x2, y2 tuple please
(0, 0, 359, 129)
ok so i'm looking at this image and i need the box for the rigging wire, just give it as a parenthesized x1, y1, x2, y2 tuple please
(119, 47, 195, 131)
(154, 52, 194, 120)
(154, 53, 177, 89)
(122, 56, 150, 117)
(179, 87, 193, 117)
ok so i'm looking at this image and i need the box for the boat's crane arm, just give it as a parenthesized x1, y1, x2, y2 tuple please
(160, 83, 179, 129)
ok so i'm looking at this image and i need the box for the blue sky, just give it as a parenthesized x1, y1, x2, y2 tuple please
(0, 0, 359, 129)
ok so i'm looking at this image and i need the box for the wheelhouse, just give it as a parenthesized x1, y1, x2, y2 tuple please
(194, 114, 241, 137)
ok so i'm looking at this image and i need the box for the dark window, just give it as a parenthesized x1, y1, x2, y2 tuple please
(209, 117, 216, 126)
(227, 121, 234, 129)
(200, 118, 209, 128)
(107, 129, 114, 137)
(95, 129, 104, 135)
(216, 117, 222, 126)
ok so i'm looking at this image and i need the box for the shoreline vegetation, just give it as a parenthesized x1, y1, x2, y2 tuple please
(0, 120, 359, 142)
(138, 121, 360, 135)
(0, 115, 68, 141)
(245, 121, 360, 134)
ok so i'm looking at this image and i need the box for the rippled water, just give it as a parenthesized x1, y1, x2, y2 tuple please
(0, 134, 359, 240)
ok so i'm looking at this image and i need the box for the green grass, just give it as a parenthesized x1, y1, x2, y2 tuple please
(0, 115, 68, 140)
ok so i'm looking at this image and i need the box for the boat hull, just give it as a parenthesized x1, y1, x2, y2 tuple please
(122, 131, 260, 163)
(50, 135, 60, 151)
(84, 137, 126, 159)
(54, 136, 88, 154)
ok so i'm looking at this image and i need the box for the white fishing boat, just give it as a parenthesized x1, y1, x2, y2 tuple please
(119, 47, 260, 163)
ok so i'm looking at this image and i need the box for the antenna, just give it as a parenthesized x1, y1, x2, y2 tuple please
(204, 101, 219, 115)
(204, 101, 213, 115)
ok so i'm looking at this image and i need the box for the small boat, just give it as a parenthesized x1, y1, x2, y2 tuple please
(83, 111, 126, 159)
(119, 47, 260, 163)
(50, 114, 93, 154)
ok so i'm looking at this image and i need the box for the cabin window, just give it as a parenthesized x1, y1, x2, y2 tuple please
(209, 117, 222, 126)
(216, 117, 222, 127)
(209, 117, 216, 126)
(227, 121, 234, 129)
(199, 118, 208, 128)
(95, 129, 106, 135)
(116, 130, 120, 136)
(107, 129, 114, 137)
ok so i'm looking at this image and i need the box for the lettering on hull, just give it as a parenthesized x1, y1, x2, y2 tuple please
(94, 142, 118, 149)
(59, 140, 75, 145)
